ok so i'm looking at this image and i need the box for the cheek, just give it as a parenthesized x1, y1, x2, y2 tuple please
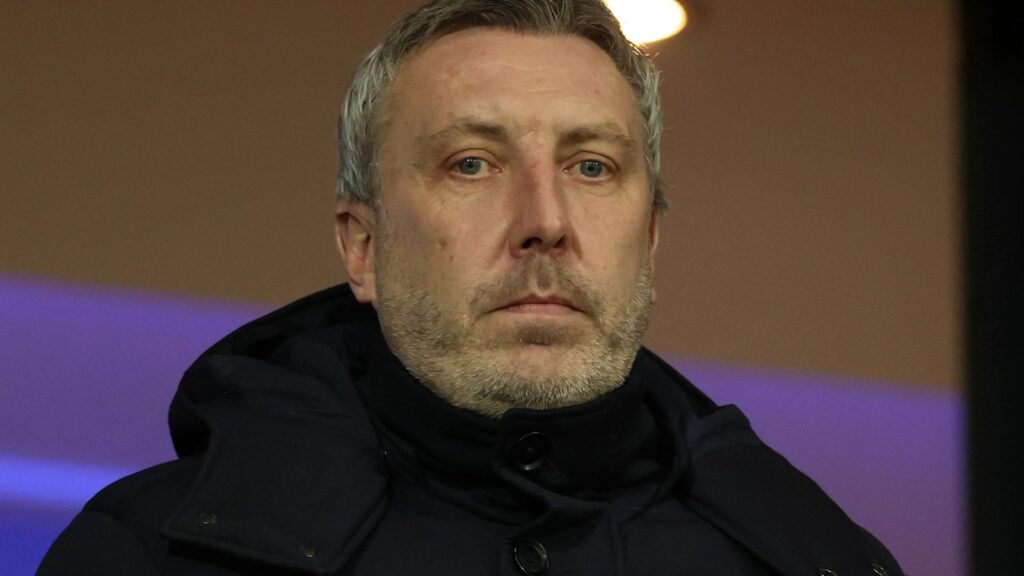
(428, 202, 499, 267)
(418, 215, 454, 265)
(592, 225, 653, 294)
(434, 229, 461, 264)
(394, 209, 476, 294)
(579, 201, 650, 257)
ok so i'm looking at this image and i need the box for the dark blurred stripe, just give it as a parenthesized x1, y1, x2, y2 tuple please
(962, 0, 1024, 572)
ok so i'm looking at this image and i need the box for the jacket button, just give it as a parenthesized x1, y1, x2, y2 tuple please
(300, 545, 317, 559)
(511, 432, 549, 471)
(197, 512, 217, 526)
(513, 538, 549, 575)
(818, 570, 838, 576)
(870, 564, 889, 576)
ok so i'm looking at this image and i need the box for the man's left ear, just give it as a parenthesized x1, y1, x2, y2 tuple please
(648, 209, 660, 303)
(334, 201, 378, 306)
(648, 209, 661, 257)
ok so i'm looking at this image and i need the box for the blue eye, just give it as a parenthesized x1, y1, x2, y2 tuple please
(577, 160, 605, 178)
(455, 157, 485, 175)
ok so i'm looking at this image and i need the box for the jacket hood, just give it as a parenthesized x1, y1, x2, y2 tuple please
(164, 284, 388, 574)
(169, 283, 377, 458)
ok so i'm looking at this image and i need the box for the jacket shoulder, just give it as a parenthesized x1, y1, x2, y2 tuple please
(85, 457, 200, 526)
(38, 458, 201, 574)
(639, 350, 905, 576)
(37, 510, 163, 575)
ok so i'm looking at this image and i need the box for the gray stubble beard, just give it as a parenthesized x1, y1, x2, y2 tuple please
(374, 221, 654, 418)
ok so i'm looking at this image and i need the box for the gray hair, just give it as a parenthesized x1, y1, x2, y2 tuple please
(335, 0, 667, 211)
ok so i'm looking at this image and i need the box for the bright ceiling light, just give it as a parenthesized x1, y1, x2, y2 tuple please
(604, 0, 687, 44)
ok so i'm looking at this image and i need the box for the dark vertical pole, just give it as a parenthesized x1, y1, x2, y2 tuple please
(963, 0, 1024, 573)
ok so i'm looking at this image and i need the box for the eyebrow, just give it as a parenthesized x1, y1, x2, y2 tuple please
(420, 117, 510, 150)
(559, 122, 638, 154)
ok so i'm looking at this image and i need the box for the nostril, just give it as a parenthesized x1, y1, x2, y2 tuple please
(521, 236, 542, 250)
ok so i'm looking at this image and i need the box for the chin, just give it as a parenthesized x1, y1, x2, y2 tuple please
(505, 336, 583, 359)
(430, 342, 631, 416)
(491, 345, 605, 386)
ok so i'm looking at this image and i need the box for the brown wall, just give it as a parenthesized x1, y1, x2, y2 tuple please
(0, 1, 958, 389)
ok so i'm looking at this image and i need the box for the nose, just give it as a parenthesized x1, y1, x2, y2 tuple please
(507, 164, 572, 258)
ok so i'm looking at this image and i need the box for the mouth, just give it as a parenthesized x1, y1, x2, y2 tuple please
(495, 293, 583, 316)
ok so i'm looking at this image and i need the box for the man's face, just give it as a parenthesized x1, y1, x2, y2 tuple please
(341, 28, 659, 416)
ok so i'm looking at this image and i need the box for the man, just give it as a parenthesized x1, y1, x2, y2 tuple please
(40, 1, 903, 575)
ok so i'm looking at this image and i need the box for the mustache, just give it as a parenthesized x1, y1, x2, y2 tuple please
(470, 258, 601, 317)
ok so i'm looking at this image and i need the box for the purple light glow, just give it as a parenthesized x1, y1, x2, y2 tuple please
(0, 273, 268, 468)
(0, 454, 134, 509)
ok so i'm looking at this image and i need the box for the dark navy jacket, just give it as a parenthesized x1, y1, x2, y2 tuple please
(38, 285, 903, 576)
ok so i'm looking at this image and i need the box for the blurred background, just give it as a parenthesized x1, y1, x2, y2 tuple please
(1, 1, 970, 574)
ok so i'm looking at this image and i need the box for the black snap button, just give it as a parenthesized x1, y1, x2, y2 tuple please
(300, 545, 317, 559)
(511, 432, 549, 471)
(818, 570, 838, 576)
(197, 511, 217, 526)
(870, 564, 888, 576)
(513, 538, 548, 575)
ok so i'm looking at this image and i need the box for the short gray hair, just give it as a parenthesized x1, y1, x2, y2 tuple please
(335, 0, 667, 211)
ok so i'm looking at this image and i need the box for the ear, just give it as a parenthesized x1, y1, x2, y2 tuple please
(335, 201, 378, 306)
(648, 209, 661, 303)
(648, 209, 661, 257)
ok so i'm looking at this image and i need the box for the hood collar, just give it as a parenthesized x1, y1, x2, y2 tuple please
(353, 318, 670, 501)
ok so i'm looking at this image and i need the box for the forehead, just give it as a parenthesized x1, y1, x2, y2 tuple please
(381, 28, 640, 141)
